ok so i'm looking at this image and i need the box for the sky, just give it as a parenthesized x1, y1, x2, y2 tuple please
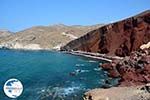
(0, 0, 150, 32)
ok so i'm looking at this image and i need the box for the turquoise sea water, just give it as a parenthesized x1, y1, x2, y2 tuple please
(0, 50, 118, 100)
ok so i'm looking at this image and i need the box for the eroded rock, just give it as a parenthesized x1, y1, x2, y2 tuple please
(62, 10, 150, 57)
(100, 48, 150, 86)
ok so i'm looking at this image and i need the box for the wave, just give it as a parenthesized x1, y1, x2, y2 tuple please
(88, 60, 97, 63)
(38, 85, 83, 99)
(75, 64, 85, 67)
(93, 68, 101, 71)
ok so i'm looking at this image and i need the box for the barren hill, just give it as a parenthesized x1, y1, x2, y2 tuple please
(0, 30, 13, 38)
(0, 24, 103, 50)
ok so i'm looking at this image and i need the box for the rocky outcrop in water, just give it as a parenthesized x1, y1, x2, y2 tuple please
(61, 10, 150, 57)
(83, 48, 150, 100)
(101, 48, 150, 86)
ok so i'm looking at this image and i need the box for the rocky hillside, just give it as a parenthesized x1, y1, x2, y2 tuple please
(61, 10, 150, 57)
(0, 30, 12, 38)
(0, 24, 103, 50)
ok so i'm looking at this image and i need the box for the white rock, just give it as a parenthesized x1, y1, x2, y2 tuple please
(140, 41, 150, 50)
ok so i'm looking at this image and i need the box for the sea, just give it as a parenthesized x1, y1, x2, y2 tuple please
(0, 49, 118, 100)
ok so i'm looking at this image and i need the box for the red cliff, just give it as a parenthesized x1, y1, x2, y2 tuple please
(61, 10, 150, 57)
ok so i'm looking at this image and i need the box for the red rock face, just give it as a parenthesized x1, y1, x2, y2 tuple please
(61, 10, 150, 57)
(101, 49, 150, 86)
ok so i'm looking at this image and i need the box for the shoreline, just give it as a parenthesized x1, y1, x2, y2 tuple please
(84, 48, 150, 100)
(1, 48, 149, 100)
(0, 47, 56, 52)
(0, 48, 122, 62)
(64, 50, 123, 62)
(84, 83, 150, 100)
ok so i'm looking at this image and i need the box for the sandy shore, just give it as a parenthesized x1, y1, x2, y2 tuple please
(64, 50, 123, 62)
(84, 84, 150, 100)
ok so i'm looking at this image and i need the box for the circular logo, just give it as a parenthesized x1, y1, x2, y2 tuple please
(3, 78, 23, 98)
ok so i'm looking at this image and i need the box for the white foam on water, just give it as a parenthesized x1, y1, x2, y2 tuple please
(93, 68, 101, 71)
(98, 79, 105, 84)
(80, 69, 90, 73)
(62, 86, 80, 95)
(49, 86, 82, 97)
(74, 69, 90, 73)
(88, 60, 97, 63)
(39, 84, 83, 98)
(75, 64, 85, 67)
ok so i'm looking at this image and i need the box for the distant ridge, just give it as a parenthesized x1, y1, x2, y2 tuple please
(0, 24, 103, 50)
(0, 29, 13, 38)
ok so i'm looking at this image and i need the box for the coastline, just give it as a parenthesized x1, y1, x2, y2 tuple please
(84, 48, 150, 100)
(0, 47, 120, 63)
(63, 50, 123, 62)
(0, 45, 60, 51)
(1, 48, 150, 100)
(0, 49, 106, 100)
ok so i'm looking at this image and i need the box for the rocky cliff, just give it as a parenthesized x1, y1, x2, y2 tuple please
(61, 10, 150, 57)
(84, 48, 150, 100)
(101, 48, 150, 86)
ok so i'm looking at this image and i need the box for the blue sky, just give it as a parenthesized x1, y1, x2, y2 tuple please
(0, 0, 150, 32)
